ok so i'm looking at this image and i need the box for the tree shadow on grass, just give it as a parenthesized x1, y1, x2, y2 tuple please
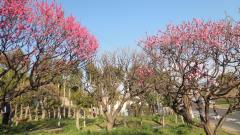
(0, 119, 66, 134)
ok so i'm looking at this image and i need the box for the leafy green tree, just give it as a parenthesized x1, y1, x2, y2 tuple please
(71, 87, 95, 130)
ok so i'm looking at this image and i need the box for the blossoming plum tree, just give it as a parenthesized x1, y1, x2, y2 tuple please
(0, 0, 98, 109)
(141, 19, 240, 135)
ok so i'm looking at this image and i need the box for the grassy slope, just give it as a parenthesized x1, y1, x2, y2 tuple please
(0, 115, 235, 135)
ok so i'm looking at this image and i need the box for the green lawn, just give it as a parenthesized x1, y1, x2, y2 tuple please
(0, 115, 235, 135)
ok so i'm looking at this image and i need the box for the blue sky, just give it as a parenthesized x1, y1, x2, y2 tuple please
(59, 0, 240, 54)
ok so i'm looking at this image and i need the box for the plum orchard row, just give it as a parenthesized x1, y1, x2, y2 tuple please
(1, 1, 240, 135)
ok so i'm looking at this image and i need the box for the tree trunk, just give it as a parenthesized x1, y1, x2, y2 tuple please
(58, 106, 61, 127)
(41, 97, 47, 120)
(162, 115, 165, 127)
(181, 95, 194, 123)
(106, 119, 114, 132)
(25, 105, 29, 119)
(99, 105, 103, 116)
(76, 108, 80, 130)
(20, 104, 23, 119)
(83, 109, 86, 127)
(123, 117, 127, 127)
(213, 106, 232, 135)
(140, 110, 143, 126)
(41, 104, 46, 119)
(35, 103, 39, 121)
(68, 107, 71, 118)
(189, 105, 194, 119)
(63, 107, 66, 118)
(48, 110, 51, 118)
(203, 122, 213, 135)
(63, 79, 66, 118)
(14, 104, 18, 120)
(107, 122, 114, 132)
(152, 105, 155, 115)
(181, 116, 184, 124)
(148, 105, 152, 115)
(53, 108, 56, 119)
(73, 108, 76, 118)
(29, 107, 32, 121)
(68, 88, 71, 118)
(106, 114, 115, 132)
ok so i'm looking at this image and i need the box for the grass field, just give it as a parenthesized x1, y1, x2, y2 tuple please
(0, 115, 235, 135)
